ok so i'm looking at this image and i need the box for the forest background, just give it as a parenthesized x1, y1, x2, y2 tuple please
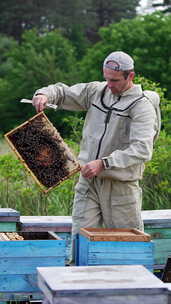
(0, 0, 171, 216)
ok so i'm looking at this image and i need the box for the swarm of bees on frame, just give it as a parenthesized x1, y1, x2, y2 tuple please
(6, 113, 80, 190)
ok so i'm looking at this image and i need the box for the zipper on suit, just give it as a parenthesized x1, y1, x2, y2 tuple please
(95, 88, 121, 159)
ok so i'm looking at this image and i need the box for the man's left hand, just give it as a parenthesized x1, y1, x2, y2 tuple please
(81, 160, 104, 179)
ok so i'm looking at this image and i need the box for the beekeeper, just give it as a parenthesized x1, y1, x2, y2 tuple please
(32, 51, 161, 236)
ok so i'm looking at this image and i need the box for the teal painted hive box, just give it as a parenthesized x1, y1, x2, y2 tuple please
(0, 208, 20, 232)
(76, 228, 154, 272)
(0, 231, 66, 301)
(143, 209, 171, 268)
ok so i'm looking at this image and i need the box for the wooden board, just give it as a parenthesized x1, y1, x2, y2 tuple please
(0, 232, 66, 294)
(19, 216, 72, 232)
(142, 209, 171, 227)
(5, 112, 80, 193)
(144, 226, 171, 267)
(37, 265, 169, 304)
(0, 223, 17, 232)
(0, 290, 42, 302)
(152, 239, 171, 265)
(80, 227, 151, 242)
(0, 208, 20, 222)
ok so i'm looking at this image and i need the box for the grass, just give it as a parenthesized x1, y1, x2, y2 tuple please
(0, 138, 78, 216)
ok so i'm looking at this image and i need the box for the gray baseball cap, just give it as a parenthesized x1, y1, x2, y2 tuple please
(103, 51, 134, 71)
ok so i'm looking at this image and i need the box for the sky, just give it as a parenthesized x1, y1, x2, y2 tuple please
(140, 0, 147, 7)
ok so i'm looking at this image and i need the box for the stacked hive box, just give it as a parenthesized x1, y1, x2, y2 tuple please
(76, 227, 154, 272)
(19, 215, 72, 263)
(0, 208, 20, 232)
(0, 231, 66, 302)
(143, 209, 171, 269)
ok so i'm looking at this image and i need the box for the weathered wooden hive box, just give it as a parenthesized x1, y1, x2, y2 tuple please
(19, 215, 72, 263)
(76, 227, 154, 271)
(5, 112, 80, 193)
(37, 265, 170, 304)
(142, 209, 171, 268)
(0, 208, 20, 232)
(0, 231, 66, 297)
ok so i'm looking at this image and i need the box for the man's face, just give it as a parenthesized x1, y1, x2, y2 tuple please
(103, 68, 134, 95)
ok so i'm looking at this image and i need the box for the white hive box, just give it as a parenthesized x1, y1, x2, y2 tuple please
(37, 265, 170, 304)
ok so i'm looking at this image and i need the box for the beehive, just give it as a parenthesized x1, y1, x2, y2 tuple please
(76, 228, 154, 272)
(0, 208, 20, 232)
(5, 112, 80, 193)
(19, 215, 72, 263)
(0, 231, 66, 298)
(143, 209, 171, 268)
(37, 265, 170, 304)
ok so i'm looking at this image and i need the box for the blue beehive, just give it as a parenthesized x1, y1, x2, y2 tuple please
(76, 227, 154, 272)
(0, 231, 66, 301)
(19, 215, 72, 263)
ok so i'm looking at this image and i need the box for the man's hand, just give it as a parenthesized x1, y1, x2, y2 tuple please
(32, 94, 48, 112)
(81, 160, 104, 179)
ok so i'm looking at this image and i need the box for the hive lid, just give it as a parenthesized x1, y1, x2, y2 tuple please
(142, 209, 171, 227)
(0, 208, 20, 222)
(80, 227, 151, 242)
(37, 265, 166, 297)
(5, 112, 80, 193)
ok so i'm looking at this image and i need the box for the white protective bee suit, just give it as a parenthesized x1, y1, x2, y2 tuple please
(35, 80, 160, 235)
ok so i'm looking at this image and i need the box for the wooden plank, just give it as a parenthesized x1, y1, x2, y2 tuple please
(0, 292, 42, 302)
(80, 228, 151, 242)
(0, 217, 19, 223)
(0, 222, 17, 232)
(0, 274, 40, 293)
(153, 239, 171, 265)
(0, 257, 64, 274)
(19, 216, 72, 232)
(0, 239, 65, 257)
(142, 210, 171, 227)
(0, 208, 20, 217)
(56, 232, 71, 263)
(145, 227, 171, 239)
(34, 294, 169, 304)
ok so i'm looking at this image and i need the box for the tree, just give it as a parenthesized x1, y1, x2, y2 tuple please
(0, 0, 140, 44)
(0, 0, 51, 40)
(92, 0, 140, 26)
(0, 29, 79, 134)
(79, 12, 171, 99)
(0, 35, 17, 77)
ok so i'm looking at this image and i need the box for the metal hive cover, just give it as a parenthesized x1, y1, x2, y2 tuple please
(5, 112, 80, 193)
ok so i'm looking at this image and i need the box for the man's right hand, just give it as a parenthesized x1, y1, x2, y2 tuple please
(32, 94, 48, 112)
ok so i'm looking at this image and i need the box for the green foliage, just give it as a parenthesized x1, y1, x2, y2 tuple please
(7, 29, 77, 92)
(142, 130, 171, 210)
(79, 12, 171, 98)
(0, 35, 17, 77)
(0, 29, 79, 134)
